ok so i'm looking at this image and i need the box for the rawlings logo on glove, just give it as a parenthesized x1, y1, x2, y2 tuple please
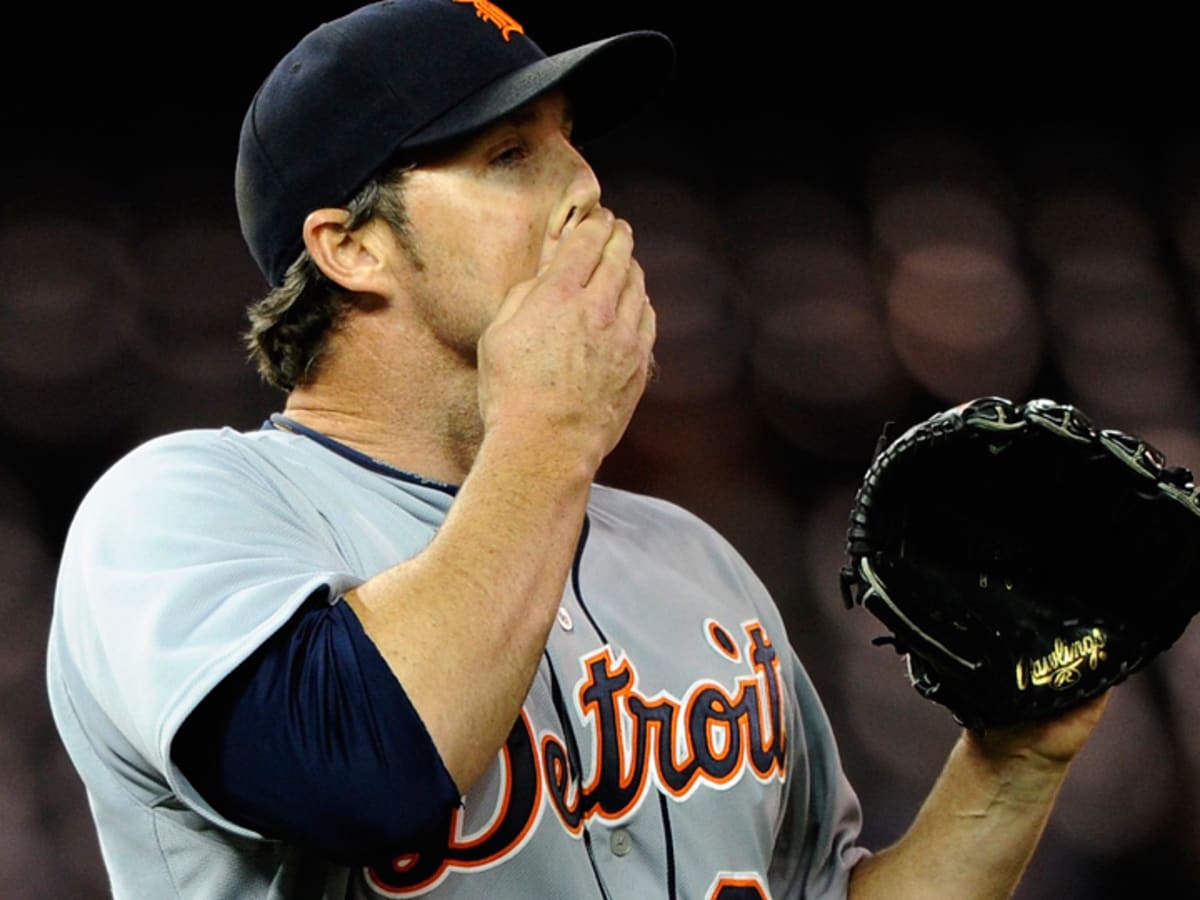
(1016, 628, 1108, 691)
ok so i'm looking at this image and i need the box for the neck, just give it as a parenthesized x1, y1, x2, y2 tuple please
(282, 322, 483, 486)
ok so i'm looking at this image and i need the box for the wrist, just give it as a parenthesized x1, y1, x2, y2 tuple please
(956, 729, 1072, 811)
(482, 409, 607, 475)
(476, 418, 599, 487)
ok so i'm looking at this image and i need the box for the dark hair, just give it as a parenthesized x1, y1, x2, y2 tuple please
(243, 164, 413, 392)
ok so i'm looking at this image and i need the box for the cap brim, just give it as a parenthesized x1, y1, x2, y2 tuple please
(400, 30, 676, 151)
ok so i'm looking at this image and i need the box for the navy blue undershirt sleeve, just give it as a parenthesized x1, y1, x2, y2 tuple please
(172, 590, 462, 865)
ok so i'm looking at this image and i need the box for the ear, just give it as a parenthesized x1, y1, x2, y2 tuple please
(301, 208, 392, 294)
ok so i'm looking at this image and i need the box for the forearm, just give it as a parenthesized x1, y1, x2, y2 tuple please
(345, 203, 651, 794)
(849, 730, 1070, 900)
(345, 423, 595, 793)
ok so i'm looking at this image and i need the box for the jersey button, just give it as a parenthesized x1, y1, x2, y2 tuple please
(609, 828, 632, 857)
(557, 606, 573, 631)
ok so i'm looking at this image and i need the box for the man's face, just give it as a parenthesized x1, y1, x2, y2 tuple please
(391, 90, 602, 360)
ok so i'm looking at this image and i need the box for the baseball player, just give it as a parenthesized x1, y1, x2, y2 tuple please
(46, 2, 1106, 898)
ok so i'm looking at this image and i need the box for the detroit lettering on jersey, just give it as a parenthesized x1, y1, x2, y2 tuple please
(367, 620, 787, 895)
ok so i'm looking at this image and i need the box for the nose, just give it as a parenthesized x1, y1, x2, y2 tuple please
(550, 142, 602, 240)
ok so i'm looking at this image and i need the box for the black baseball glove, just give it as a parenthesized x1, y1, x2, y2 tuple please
(839, 396, 1200, 733)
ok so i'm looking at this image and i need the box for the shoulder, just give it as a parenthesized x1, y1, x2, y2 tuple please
(79, 428, 269, 509)
(83, 424, 353, 502)
(67, 427, 319, 552)
(587, 482, 741, 559)
(588, 482, 718, 534)
(94, 426, 271, 480)
(587, 482, 771, 598)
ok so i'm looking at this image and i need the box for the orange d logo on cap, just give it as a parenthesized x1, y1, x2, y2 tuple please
(454, 0, 525, 40)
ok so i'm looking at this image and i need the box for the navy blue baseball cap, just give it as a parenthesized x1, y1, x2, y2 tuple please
(235, 0, 676, 286)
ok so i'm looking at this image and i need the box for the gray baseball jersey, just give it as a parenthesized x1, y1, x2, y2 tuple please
(47, 422, 867, 898)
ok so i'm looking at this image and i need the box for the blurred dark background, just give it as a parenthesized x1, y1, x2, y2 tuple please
(3, 2, 1199, 896)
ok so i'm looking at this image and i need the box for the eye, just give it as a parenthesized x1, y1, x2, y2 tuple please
(490, 142, 529, 167)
